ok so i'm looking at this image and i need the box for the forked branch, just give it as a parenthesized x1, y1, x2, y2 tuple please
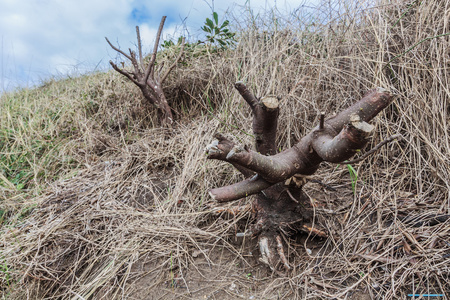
(106, 16, 185, 126)
(207, 84, 395, 202)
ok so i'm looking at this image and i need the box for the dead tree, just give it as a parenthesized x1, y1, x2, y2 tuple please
(206, 82, 395, 270)
(106, 16, 185, 126)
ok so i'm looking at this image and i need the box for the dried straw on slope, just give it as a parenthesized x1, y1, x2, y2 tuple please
(1, 0, 449, 298)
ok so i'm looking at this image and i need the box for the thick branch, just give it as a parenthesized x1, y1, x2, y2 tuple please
(209, 176, 272, 203)
(235, 82, 279, 155)
(206, 134, 254, 177)
(208, 88, 394, 201)
(311, 114, 374, 162)
(225, 145, 317, 183)
(325, 87, 392, 130)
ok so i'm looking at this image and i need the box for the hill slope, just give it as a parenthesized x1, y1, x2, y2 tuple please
(1, 0, 449, 298)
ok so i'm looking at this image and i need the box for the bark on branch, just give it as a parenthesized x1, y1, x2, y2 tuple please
(235, 82, 279, 156)
(207, 85, 394, 202)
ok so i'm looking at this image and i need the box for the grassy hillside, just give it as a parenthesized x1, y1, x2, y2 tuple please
(1, 0, 449, 298)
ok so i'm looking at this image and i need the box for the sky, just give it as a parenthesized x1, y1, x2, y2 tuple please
(0, 0, 317, 93)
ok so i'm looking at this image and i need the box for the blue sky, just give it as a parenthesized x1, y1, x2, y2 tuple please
(0, 0, 316, 93)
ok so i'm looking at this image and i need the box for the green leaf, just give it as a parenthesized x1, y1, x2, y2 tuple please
(206, 18, 214, 29)
(202, 26, 211, 33)
(213, 12, 219, 25)
(220, 20, 229, 29)
(218, 39, 226, 46)
(215, 27, 220, 35)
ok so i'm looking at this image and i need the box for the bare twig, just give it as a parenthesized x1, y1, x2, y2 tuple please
(105, 37, 132, 61)
(135, 26, 144, 68)
(345, 134, 403, 164)
(145, 16, 166, 84)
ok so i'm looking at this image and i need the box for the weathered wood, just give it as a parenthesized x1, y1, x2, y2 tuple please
(106, 16, 185, 126)
(207, 86, 393, 202)
(206, 82, 395, 270)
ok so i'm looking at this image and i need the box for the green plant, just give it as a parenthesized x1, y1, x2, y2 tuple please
(1, 258, 12, 289)
(201, 12, 236, 49)
(0, 209, 5, 226)
(346, 164, 358, 195)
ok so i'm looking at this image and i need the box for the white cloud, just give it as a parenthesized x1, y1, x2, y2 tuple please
(0, 0, 318, 92)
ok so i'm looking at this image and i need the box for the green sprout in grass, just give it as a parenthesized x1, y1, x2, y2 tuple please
(346, 164, 358, 195)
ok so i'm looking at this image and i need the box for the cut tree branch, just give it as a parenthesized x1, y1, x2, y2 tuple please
(106, 16, 184, 126)
(205, 134, 254, 178)
(208, 85, 394, 202)
(208, 175, 272, 202)
(235, 81, 279, 155)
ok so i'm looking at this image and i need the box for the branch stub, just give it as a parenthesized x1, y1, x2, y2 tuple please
(260, 96, 279, 110)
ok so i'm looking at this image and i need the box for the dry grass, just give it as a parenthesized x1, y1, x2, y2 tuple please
(1, 0, 449, 298)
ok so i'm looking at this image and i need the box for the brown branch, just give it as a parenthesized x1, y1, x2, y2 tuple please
(235, 82, 280, 155)
(208, 88, 394, 202)
(145, 16, 166, 84)
(302, 225, 328, 238)
(106, 16, 176, 126)
(325, 87, 393, 130)
(109, 61, 139, 85)
(105, 37, 132, 61)
(311, 114, 374, 163)
(129, 51, 143, 78)
(276, 235, 291, 270)
(225, 145, 314, 183)
(235, 81, 259, 108)
(136, 26, 144, 68)
(206, 134, 255, 178)
(209, 176, 272, 203)
(319, 112, 325, 130)
(345, 134, 403, 164)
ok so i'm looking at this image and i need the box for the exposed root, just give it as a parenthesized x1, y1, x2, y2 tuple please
(258, 235, 272, 267)
(302, 224, 328, 238)
(258, 233, 291, 272)
(276, 235, 291, 270)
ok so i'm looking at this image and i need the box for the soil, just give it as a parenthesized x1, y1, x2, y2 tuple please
(125, 235, 327, 300)
(121, 182, 351, 299)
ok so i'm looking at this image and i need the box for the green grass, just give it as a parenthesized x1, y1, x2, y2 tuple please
(0, 78, 94, 227)
(0, 88, 76, 194)
(346, 164, 358, 195)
